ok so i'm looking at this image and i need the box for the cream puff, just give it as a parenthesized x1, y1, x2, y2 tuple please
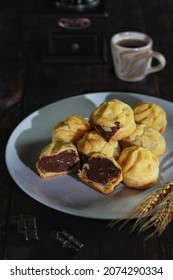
(120, 124, 166, 156)
(118, 146, 159, 189)
(89, 99, 136, 141)
(52, 115, 91, 144)
(133, 102, 167, 134)
(36, 140, 80, 178)
(78, 152, 123, 195)
(77, 130, 121, 162)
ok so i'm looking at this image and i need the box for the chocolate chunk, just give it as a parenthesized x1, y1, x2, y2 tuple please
(85, 157, 120, 184)
(95, 121, 120, 141)
(38, 150, 78, 173)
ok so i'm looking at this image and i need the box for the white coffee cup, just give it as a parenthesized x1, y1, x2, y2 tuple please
(111, 31, 166, 82)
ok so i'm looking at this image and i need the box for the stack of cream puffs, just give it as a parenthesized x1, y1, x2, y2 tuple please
(36, 99, 167, 195)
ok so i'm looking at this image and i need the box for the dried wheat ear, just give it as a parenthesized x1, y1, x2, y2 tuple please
(110, 182, 173, 238)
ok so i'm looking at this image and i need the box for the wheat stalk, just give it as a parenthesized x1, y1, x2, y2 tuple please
(138, 191, 173, 237)
(110, 182, 173, 234)
(128, 182, 173, 219)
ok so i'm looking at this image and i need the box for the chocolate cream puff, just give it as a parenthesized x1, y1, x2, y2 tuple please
(36, 140, 80, 178)
(89, 99, 136, 141)
(78, 153, 123, 195)
(133, 102, 167, 134)
(118, 146, 159, 190)
(52, 115, 91, 144)
(120, 124, 166, 157)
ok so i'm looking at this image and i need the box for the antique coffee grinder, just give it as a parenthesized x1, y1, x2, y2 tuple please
(41, 0, 108, 63)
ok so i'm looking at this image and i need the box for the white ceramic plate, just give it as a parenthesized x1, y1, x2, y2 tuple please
(5, 92, 173, 219)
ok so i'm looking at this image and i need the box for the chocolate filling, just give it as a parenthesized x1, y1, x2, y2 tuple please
(38, 150, 78, 173)
(96, 121, 120, 141)
(85, 157, 120, 184)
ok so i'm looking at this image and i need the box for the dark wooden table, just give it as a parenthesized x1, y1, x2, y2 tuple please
(1, 0, 173, 260)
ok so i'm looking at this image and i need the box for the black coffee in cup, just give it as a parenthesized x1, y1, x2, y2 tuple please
(117, 39, 148, 48)
(111, 31, 166, 81)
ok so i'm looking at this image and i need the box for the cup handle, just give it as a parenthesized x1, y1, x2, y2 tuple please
(147, 51, 166, 75)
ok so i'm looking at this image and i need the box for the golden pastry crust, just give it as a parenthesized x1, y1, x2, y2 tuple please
(78, 153, 123, 195)
(118, 146, 159, 189)
(52, 115, 91, 144)
(133, 102, 167, 134)
(36, 141, 80, 178)
(120, 124, 166, 157)
(89, 99, 136, 141)
(77, 130, 121, 160)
